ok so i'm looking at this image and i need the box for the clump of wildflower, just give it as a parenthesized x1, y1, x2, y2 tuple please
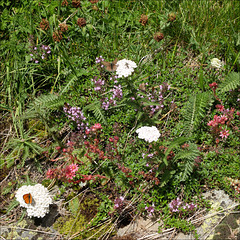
(59, 23, 68, 32)
(101, 85, 123, 110)
(72, 0, 81, 8)
(114, 196, 124, 209)
(29, 44, 51, 63)
(62, 0, 69, 6)
(15, 184, 52, 218)
(77, 18, 86, 27)
(95, 56, 104, 63)
(154, 32, 164, 42)
(53, 30, 63, 42)
(63, 103, 89, 134)
(169, 198, 197, 214)
(137, 82, 171, 117)
(136, 126, 160, 143)
(208, 105, 236, 144)
(46, 163, 79, 181)
(139, 14, 148, 26)
(145, 203, 155, 216)
(65, 163, 79, 179)
(116, 59, 137, 78)
(39, 18, 49, 31)
(92, 77, 105, 91)
(210, 58, 223, 69)
(90, 123, 102, 132)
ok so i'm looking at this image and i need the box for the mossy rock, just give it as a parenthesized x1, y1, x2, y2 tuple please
(222, 214, 239, 229)
(212, 223, 231, 240)
(53, 215, 115, 239)
(53, 194, 115, 239)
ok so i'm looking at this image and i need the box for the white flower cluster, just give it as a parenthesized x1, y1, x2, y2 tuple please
(210, 58, 223, 69)
(136, 126, 160, 143)
(15, 184, 52, 218)
(116, 59, 137, 78)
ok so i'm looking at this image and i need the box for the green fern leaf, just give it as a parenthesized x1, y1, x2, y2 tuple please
(60, 75, 77, 94)
(84, 101, 107, 124)
(175, 143, 200, 181)
(218, 72, 240, 93)
(163, 137, 191, 165)
(182, 92, 213, 134)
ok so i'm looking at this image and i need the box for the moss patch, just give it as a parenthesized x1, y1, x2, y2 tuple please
(53, 194, 114, 239)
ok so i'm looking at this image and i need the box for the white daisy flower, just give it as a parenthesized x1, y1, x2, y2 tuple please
(136, 126, 160, 143)
(210, 58, 223, 69)
(15, 184, 52, 218)
(116, 59, 137, 78)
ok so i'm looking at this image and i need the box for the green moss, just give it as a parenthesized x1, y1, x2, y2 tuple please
(53, 215, 115, 239)
(53, 195, 114, 239)
(53, 215, 86, 235)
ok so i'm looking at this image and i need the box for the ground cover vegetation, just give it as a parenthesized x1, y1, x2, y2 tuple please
(0, 0, 240, 239)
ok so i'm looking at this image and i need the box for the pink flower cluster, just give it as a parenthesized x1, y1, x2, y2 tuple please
(114, 196, 125, 209)
(92, 76, 105, 91)
(145, 203, 155, 216)
(207, 114, 228, 127)
(207, 104, 237, 141)
(207, 114, 229, 140)
(169, 198, 197, 213)
(137, 82, 170, 117)
(90, 123, 102, 132)
(46, 163, 79, 181)
(102, 85, 123, 110)
(65, 163, 79, 179)
(63, 103, 89, 134)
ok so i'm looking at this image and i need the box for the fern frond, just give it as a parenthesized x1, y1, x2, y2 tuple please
(28, 94, 65, 110)
(84, 101, 107, 124)
(163, 137, 191, 165)
(60, 75, 78, 94)
(182, 92, 213, 135)
(175, 143, 200, 181)
(218, 72, 240, 93)
(23, 94, 65, 120)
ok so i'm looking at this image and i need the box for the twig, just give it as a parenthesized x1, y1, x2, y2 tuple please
(123, 116, 138, 152)
(62, 9, 78, 24)
(159, 106, 177, 121)
(190, 203, 240, 224)
(203, 214, 226, 240)
(0, 226, 61, 236)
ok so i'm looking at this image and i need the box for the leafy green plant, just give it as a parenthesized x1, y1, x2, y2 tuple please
(218, 72, 240, 93)
(182, 92, 213, 135)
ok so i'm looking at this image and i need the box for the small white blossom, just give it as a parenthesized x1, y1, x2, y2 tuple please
(116, 59, 137, 78)
(136, 126, 160, 143)
(210, 58, 223, 69)
(15, 184, 52, 218)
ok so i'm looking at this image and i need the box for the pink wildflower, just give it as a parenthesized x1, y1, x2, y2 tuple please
(145, 203, 155, 216)
(65, 164, 79, 180)
(46, 169, 55, 179)
(219, 129, 229, 139)
(69, 163, 79, 173)
(215, 104, 225, 112)
(91, 123, 102, 132)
